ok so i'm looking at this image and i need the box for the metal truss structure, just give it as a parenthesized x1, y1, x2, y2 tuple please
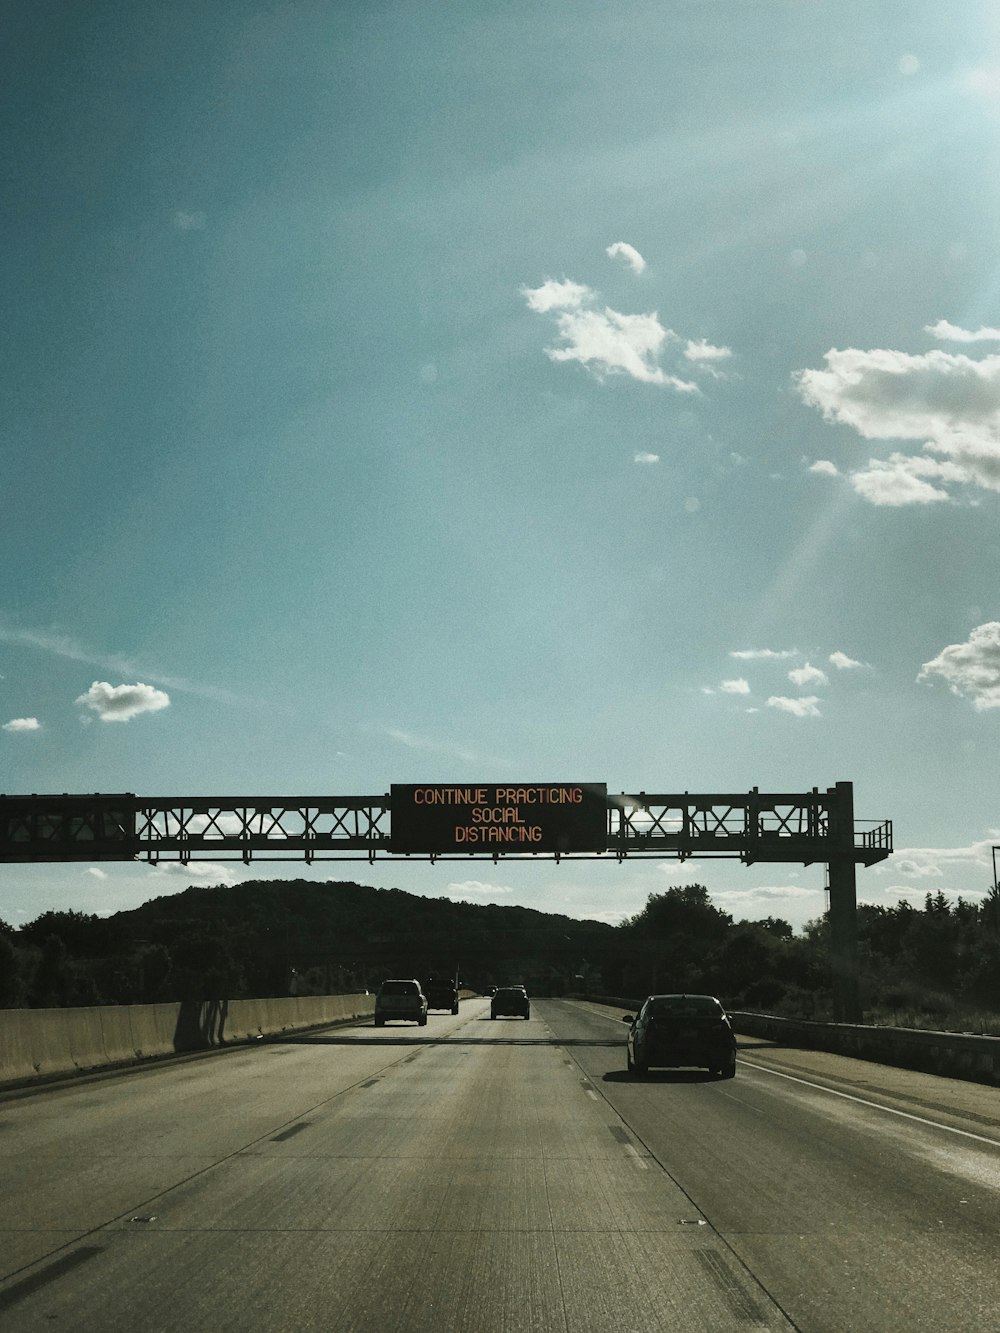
(0, 785, 891, 867)
(0, 782, 891, 1025)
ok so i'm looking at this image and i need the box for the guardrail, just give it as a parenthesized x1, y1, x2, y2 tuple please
(729, 1010, 1000, 1088)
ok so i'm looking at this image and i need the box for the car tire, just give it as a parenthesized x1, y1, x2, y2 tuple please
(720, 1057, 736, 1079)
(375, 1018, 384, 1027)
(419, 1014, 427, 1026)
(634, 1059, 648, 1076)
(452, 1004, 459, 1015)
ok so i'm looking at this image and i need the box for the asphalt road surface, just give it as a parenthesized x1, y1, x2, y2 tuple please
(1, 997, 998, 1331)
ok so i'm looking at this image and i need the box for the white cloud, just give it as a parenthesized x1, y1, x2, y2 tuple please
(866, 884, 944, 904)
(149, 861, 238, 883)
(3, 717, 40, 732)
(829, 651, 864, 670)
(606, 241, 646, 274)
(187, 813, 246, 837)
(521, 280, 699, 390)
(788, 663, 828, 688)
(547, 307, 692, 387)
(851, 453, 967, 506)
(898, 54, 921, 76)
(918, 622, 1000, 710)
(720, 678, 751, 694)
(730, 648, 797, 661)
(874, 838, 996, 880)
(766, 695, 822, 717)
(889, 858, 942, 879)
(634, 451, 660, 465)
(87, 867, 108, 879)
(796, 345, 1000, 503)
(75, 681, 171, 723)
(445, 879, 513, 899)
(521, 278, 592, 314)
(683, 339, 732, 363)
(809, 459, 839, 476)
(925, 319, 1000, 344)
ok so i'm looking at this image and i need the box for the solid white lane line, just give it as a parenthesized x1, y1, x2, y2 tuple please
(740, 1059, 1000, 1148)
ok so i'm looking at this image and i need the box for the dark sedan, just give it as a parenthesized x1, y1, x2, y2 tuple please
(623, 993, 736, 1077)
(491, 986, 530, 1019)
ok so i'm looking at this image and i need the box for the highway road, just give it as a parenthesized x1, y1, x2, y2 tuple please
(1, 996, 998, 1331)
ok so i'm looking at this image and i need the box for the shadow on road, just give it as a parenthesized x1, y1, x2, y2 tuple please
(278, 1032, 624, 1047)
(603, 1068, 724, 1084)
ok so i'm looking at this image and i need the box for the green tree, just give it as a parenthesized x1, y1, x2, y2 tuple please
(30, 934, 72, 1008)
(626, 885, 732, 942)
(0, 931, 27, 1007)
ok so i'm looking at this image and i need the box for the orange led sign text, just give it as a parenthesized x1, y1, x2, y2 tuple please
(390, 783, 608, 855)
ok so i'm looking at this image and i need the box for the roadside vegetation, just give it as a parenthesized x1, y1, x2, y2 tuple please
(0, 880, 998, 1034)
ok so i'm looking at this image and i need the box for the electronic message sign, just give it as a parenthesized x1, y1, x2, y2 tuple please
(390, 783, 608, 855)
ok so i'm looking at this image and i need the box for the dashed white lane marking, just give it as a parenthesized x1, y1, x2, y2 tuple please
(624, 1143, 649, 1170)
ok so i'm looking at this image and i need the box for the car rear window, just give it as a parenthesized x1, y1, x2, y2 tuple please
(647, 995, 722, 1017)
(380, 980, 418, 995)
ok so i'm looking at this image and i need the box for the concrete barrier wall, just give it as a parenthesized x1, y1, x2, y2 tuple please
(727, 1010, 1000, 1087)
(0, 992, 377, 1089)
(576, 994, 1000, 1088)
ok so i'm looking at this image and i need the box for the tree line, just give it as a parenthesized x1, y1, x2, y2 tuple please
(1, 878, 998, 1028)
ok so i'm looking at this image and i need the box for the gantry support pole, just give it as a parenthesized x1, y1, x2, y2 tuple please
(828, 780, 862, 1023)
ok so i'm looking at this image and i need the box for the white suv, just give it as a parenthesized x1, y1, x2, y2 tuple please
(374, 979, 428, 1026)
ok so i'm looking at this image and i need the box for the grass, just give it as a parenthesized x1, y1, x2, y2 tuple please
(863, 1005, 1000, 1037)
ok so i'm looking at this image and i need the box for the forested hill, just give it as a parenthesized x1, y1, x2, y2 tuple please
(3, 880, 999, 1032)
(123, 877, 620, 972)
(2, 878, 622, 1007)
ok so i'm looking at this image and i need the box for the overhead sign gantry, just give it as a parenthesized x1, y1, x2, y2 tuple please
(0, 781, 890, 867)
(0, 781, 892, 1023)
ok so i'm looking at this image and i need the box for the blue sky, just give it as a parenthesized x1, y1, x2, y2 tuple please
(3, 1, 999, 931)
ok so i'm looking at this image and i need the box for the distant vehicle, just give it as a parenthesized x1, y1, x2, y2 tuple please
(491, 986, 530, 1020)
(424, 976, 460, 1014)
(374, 979, 428, 1026)
(623, 993, 736, 1078)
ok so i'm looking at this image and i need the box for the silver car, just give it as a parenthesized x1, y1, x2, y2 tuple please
(374, 978, 428, 1026)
